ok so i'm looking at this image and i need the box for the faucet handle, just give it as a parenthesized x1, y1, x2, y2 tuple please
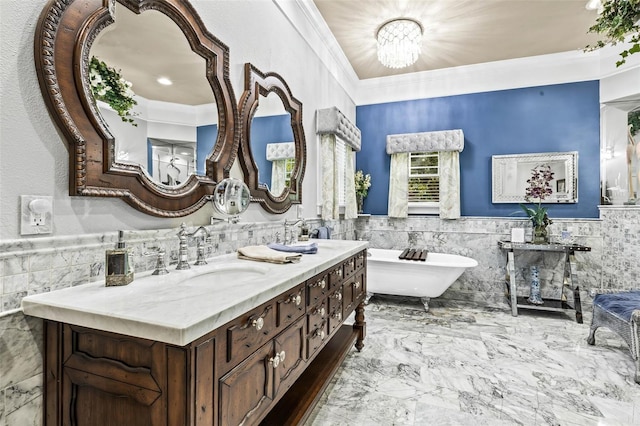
(143, 246, 169, 275)
(194, 237, 212, 266)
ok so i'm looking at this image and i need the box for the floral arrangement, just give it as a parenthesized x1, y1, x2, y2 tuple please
(89, 56, 137, 125)
(520, 163, 554, 228)
(354, 170, 371, 198)
(585, 0, 640, 67)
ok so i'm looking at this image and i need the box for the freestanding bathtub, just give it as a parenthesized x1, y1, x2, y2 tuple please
(366, 248, 478, 311)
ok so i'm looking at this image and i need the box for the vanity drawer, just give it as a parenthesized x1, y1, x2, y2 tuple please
(342, 270, 365, 319)
(276, 284, 306, 328)
(306, 299, 328, 334)
(328, 307, 342, 334)
(306, 319, 328, 359)
(354, 250, 366, 271)
(343, 256, 356, 278)
(328, 288, 343, 314)
(328, 264, 344, 289)
(226, 303, 276, 364)
(306, 272, 328, 307)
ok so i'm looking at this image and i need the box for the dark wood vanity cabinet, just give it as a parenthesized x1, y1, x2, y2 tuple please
(42, 250, 366, 426)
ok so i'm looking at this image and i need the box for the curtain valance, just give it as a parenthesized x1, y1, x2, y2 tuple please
(386, 129, 464, 154)
(266, 142, 295, 161)
(316, 107, 361, 152)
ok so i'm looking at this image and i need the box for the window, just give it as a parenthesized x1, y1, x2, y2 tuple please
(408, 152, 439, 214)
(283, 157, 295, 188)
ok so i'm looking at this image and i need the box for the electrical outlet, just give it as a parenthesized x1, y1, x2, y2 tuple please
(20, 195, 53, 235)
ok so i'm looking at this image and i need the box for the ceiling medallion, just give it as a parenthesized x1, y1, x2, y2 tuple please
(376, 18, 423, 69)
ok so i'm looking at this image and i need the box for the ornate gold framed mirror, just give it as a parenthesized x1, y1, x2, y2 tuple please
(35, 0, 238, 217)
(237, 63, 306, 214)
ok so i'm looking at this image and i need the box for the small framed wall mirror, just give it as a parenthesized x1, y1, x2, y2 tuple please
(492, 151, 578, 203)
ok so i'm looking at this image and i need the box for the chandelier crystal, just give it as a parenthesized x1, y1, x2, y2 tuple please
(376, 18, 423, 69)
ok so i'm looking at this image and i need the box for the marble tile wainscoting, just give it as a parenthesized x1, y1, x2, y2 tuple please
(354, 215, 608, 310)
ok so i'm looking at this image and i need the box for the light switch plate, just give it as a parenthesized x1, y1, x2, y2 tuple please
(20, 195, 53, 235)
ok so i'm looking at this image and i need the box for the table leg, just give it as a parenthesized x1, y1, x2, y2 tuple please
(507, 251, 518, 316)
(568, 253, 583, 324)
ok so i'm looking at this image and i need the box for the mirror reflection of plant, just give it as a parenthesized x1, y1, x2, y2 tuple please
(519, 164, 554, 228)
(89, 56, 137, 125)
(586, 0, 640, 67)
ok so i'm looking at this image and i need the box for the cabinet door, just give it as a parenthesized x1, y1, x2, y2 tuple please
(273, 316, 306, 395)
(219, 342, 274, 426)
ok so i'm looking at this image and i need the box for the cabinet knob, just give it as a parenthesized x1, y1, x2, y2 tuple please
(332, 292, 342, 301)
(354, 281, 360, 289)
(315, 328, 325, 340)
(311, 279, 326, 289)
(269, 353, 280, 368)
(287, 293, 302, 306)
(251, 317, 264, 331)
(335, 268, 342, 277)
(279, 350, 286, 362)
(332, 311, 342, 321)
(313, 306, 325, 317)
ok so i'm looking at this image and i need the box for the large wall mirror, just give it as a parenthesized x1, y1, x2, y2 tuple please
(35, 0, 238, 217)
(492, 152, 578, 203)
(238, 63, 306, 214)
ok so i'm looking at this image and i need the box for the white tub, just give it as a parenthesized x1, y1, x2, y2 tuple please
(366, 248, 478, 311)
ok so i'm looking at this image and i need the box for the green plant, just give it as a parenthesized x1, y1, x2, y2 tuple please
(89, 56, 137, 125)
(354, 170, 371, 198)
(586, 0, 640, 67)
(519, 164, 554, 228)
(630, 109, 640, 135)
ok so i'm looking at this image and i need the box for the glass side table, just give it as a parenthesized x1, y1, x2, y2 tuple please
(498, 241, 591, 323)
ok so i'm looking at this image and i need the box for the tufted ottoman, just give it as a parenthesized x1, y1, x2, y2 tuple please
(587, 290, 640, 383)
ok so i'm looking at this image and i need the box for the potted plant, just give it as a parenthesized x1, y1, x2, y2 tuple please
(354, 170, 371, 214)
(519, 164, 554, 244)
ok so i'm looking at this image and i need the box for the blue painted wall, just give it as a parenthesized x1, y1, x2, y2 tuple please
(250, 114, 294, 188)
(355, 81, 601, 218)
(196, 124, 218, 175)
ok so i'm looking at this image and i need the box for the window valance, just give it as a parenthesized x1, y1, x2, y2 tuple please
(386, 129, 464, 154)
(266, 142, 295, 161)
(316, 106, 361, 152)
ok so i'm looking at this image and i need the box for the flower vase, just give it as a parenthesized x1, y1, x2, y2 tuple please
(533, 225, 548, 244)
(527, 265, 543, 305)
(356, 195, 364, 214)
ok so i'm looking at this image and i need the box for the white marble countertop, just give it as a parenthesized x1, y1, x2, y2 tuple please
(22, 239, 368, 346)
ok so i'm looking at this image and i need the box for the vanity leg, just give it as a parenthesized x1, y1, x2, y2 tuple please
(354, 302, 366, 352)
(507, 251, 518, 317)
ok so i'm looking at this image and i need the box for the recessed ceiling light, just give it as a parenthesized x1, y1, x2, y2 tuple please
(157, 77, 173, 86)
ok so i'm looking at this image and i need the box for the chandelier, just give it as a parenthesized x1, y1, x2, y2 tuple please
(376, 18, 423, 69)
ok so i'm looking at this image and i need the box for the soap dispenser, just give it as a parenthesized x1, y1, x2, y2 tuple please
(105, 230, 134, 286)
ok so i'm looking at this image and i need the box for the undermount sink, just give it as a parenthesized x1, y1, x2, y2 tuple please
(178, 263, 269, 287)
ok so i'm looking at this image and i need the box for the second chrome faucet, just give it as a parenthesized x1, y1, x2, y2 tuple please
(176, 223, 212, 270)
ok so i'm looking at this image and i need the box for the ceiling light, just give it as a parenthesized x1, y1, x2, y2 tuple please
(376, 18, 423, 69)
(157, 77, 173, 86)
(585, 0, 603, 13)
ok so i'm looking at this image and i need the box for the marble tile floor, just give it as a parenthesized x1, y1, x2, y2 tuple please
(306, 296, 640, 426)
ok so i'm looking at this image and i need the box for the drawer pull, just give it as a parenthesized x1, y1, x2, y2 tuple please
(314, 328, 325, 340)
(335, 268, 342, 277)
(251, 317, 264, 331)
(287, 294, 302, 306)
(269, 350, 286, 369)
(311, 279, 326, 289)
(353, 281, 360, 289)
(332, 292, 342, 301)
(332, 312, 342, 321)
(313, 306, 326, 317)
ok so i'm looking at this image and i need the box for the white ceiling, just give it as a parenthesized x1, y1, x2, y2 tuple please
(92, 1, 603, 105)
(313, 0, 602, 80)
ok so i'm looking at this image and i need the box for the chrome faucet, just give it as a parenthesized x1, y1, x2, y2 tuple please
(284, 219, 302, 245)
(176, 223, 212, 269)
